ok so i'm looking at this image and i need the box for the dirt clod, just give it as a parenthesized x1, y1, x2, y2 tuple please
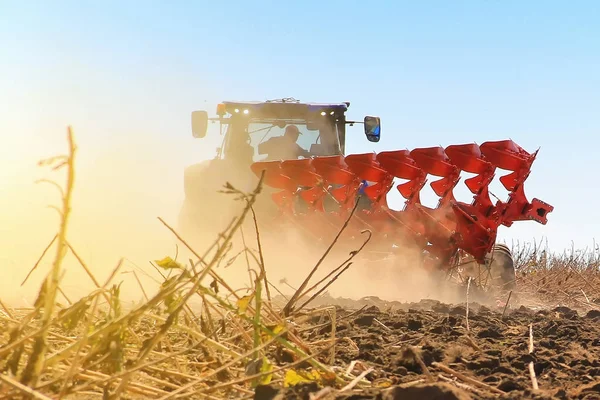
(585, 310, 600, 319)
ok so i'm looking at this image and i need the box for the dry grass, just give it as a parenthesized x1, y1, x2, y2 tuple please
(512, 238, 600, 311)
(1, 127, 599, 399)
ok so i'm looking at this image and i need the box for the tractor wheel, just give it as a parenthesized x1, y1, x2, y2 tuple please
(459, 243, 517, 292)
(487, 243, 517, 291)
(177, 160, 244, 244)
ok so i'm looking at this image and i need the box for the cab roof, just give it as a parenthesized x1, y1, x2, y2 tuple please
(218, 99, 349, 119)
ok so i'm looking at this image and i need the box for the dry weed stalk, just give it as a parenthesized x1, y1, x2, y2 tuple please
(431, 362, 505, 395)
(19, 126, 77, 387)
(438, 374, 485, 396)
(282, 197, 363, 317)
(528, 323, 539, 391)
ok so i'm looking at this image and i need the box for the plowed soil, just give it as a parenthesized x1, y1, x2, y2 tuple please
(256, 297, 600, 400)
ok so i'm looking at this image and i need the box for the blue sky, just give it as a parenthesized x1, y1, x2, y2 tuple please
(1, 1, 599, 255)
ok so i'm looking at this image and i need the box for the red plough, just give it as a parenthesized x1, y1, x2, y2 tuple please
(250, 139, 553, 271)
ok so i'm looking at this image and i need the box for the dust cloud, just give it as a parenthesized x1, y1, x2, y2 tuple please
(249, 225, 468, 306)
(1, 124, 465, 311)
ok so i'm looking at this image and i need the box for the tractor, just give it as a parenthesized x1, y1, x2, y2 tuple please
(178, 98, 380, 238)
(178, 98, 553, 293)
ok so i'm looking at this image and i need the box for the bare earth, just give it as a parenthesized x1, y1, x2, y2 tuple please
(256, 296, 600, 400)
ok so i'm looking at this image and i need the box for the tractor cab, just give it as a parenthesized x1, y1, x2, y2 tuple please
(190, 98, 381, 167)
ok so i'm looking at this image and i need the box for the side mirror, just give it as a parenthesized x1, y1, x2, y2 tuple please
(191, 110, 208, 138)
(364, 116, 381, 142)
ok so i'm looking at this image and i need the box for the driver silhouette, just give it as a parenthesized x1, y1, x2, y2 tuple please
(258, 125, 311, 160)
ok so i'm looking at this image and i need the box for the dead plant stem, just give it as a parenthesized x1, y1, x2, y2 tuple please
(20, 126, 76, 387)
(283, 197, 362, 317)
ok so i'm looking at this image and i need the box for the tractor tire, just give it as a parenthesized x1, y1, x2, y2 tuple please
(178, 160, 246, 243)
(487, 243, 517, 291)
(459, 243, 517, 292)
(177, 158, 280, 247)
